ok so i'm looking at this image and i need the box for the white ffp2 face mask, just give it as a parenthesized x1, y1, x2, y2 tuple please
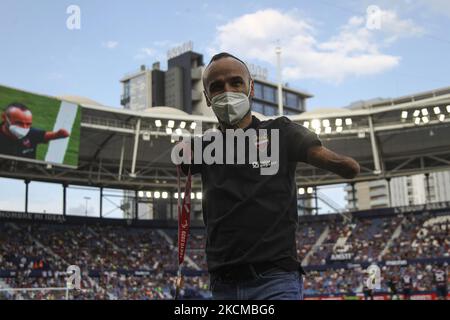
(6, 116, 30, 139)
(210, 89, 251, 126)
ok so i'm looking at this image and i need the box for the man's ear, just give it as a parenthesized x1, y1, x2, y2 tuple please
(250, 80, 255, 98)
(203, 91, 211, 107)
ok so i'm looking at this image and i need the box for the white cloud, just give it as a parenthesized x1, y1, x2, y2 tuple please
(134, 47, 155, 60)
(210, 8, 423, 83)
(102, 40, 119, 49)
(376, 9, 424, 43)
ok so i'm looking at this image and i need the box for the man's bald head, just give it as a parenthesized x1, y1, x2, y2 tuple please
(202, 53, 253, 102)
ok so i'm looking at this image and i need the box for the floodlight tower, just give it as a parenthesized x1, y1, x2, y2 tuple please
(84, 196, 91, 216)
(276, 45, 283, 116)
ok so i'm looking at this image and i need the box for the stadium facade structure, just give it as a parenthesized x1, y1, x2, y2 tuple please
(344, 172, 450, 211)
(119, 50, 311, 117)
(1, 81, 450, 220)
(343, 97, 450, 211)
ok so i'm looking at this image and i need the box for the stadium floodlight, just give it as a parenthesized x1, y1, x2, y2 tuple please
(335, 118, 343, 126)
(345, 118, 352, 126)
(174, 192, 179, 199)
(191, 192, 196, 199)
(433, 107, 441, 115)
(138, 191, 144, 198)
(303, 121, 310, 129)
(145, 191, 152, 198)
(421, 108, 429, 116)
(179, 121, 186, 129)
(439, 114, 445, 122)
(175, 128, 182, 135)
(422, 116, 429, 124)
(196, 192, 202, 200)
(311, 119, 321, 129)
(307, 187, 314, 194)
(162, 192, 168, 199)
(166, 128, 172, 135)
(401, 111, 408, 119)
(298, 187, 305, 195)
(190, 122, 197, 130)
(154, 191, 161, 199)
(322, 119, 330, 128)
(168, 120, 175, 128)
(414, 117, 421, 125)
(446, 105, 450, 113)
(315, 128, 321, 134)
(155, 120, 162, 128)
(413, 110, 420, 117)
(336, 126, 343, 133)
(181, 192, 185, 198)
(142, 131, 151, 141)
(325, 127, 332, 134)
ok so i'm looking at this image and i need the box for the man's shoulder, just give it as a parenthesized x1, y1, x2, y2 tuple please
(29, 127, 46, 134)
(28, 127, 46, 138)
(25, 127, 46, 143)
(256, 116, 292, 129)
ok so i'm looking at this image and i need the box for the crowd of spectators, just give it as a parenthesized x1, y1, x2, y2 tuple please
(307, 220, 354, 265)
(296, 221, 327, 262)
(346, 215, 402, 263)
(0, 210, 448, 299)
(303, 262, 447, 297)
(384, 212, 450, 260)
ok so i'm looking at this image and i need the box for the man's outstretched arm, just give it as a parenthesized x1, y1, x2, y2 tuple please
(44, 128, 70, 142)
(306, 145, 360, 179)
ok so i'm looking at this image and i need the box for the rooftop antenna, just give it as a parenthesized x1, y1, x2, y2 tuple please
(275, 40, 283, 116)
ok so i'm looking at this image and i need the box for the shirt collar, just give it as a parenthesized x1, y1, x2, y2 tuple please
(218, 114, 260, 132)
(244, 115, 260, 131)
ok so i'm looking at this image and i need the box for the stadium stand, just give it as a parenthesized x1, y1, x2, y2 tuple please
(0, 206, 448, 300)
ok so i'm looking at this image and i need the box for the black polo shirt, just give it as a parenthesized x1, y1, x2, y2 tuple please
(0, 126, 46, 159)
(182, 115, 322, 273)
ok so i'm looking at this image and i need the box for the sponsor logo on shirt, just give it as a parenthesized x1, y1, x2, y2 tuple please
(252, 160, 277, 169)
(254, 133, 269, 152)
(22, 139, 31, 148)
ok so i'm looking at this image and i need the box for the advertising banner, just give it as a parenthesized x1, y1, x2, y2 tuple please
(0, 85, 81, 167)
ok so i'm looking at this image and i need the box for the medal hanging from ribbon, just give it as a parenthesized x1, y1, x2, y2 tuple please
(174, 165, 192, 300)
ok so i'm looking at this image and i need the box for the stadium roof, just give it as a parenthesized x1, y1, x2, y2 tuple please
(346, 85, 450, 110)
(1, 85, 450, 191)
(56, 95, 105, 107)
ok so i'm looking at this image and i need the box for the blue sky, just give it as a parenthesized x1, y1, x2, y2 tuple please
(1, 0, 449, 109)
(0, 0, 450, 215)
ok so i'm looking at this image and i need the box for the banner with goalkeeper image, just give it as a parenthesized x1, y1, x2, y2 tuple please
(0, 85, 81, 167)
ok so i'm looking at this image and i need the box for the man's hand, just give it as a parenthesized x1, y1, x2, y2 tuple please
(44, 128, 70, 142)
(306, 145, 360, 179)
(55, 128, 70, 139)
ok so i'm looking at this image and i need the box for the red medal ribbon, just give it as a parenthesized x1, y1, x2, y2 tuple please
(174, 165, 191, 300)
(177, 165, 191, 266)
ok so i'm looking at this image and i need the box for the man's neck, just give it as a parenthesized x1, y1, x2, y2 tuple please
(219, 113, 253, 131)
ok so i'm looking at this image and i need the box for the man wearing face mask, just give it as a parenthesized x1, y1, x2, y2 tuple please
(180, 52, 360, 300)
(0, 103, 70, 159)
